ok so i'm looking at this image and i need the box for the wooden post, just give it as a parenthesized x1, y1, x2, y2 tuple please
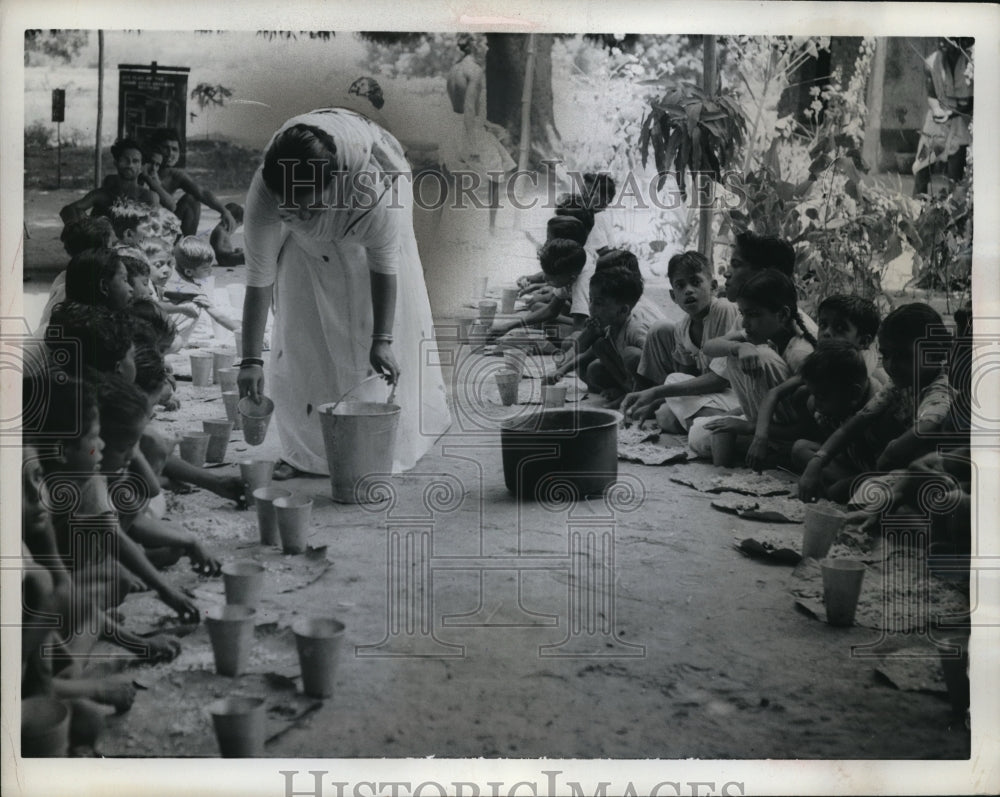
(512, 34, 537, 231)
(699, 35, 718, 263)
(863, 39, 887, 173)
(56, 121, 62, 189)
(94, 30, 104, 188)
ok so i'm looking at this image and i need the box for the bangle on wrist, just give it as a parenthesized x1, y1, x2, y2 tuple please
(371, 333, 393, 343)
(239, 357, 264, 368)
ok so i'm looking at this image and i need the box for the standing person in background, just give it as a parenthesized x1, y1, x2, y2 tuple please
(150, 128, 237, 236)
(913, 37, 974, 198)
(441, 33, 516, 232)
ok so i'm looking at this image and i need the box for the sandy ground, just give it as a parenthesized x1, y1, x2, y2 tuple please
(18, 189, 971, 761)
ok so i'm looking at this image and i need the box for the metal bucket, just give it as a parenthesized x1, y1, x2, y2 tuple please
(318, 401, 401, 503)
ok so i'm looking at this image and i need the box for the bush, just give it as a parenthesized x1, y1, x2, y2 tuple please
(24, 121, 52, 150)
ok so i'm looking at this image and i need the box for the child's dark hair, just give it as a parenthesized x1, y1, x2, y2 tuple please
(878, 302, 948, 360)
(130, 299, 177, 350)
(95, 372, 150, 443)
(45, 302, 134, 376)
(547, 214, 591, 245)
(589, 266, 643, 308)
(261, 125, 339, 198)
(817, 294, 881, 341)
(21, 373, 98, 450)
(118, 250, 150, 284)
(735, 231, 796, 277)
(800, 339, 868, 391)
(60, 217, 115, 257)
(667, 250, 712, 283)
(595, 249, 640, 276)
(583, 172, 616, 210)
(133, 344, 169, 397)
(554, 195, 596, 232)
(539, 239, 587, 278)
(108, 199, 151, 239)
(64, 247, 124, 306)
(736, 269, 818, 348)
(110, 137, 144, 161)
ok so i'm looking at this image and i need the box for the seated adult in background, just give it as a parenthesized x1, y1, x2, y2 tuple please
(60, 138, 161, 226)
(149, 128, 237, 237)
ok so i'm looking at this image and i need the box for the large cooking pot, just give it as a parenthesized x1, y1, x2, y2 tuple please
(500, 408, 621, 499)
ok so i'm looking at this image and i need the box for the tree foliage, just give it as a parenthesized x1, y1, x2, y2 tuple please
(24, 30, 89, 65)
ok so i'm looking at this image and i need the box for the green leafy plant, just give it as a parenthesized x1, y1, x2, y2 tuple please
(639, 82, 747, 196)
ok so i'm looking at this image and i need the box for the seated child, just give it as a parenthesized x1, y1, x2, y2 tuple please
(25, 372, 193, 652)
(546, 265, 648, 402)
(594, 249, 666, 329)
(161, 236, 239, 350)
(784, 340, 878, 495)
(45, 301, 137, 383)
(63, 247, 134, 310)
(747, 294, 884, 470)
(799, 302, 953, 503)
(21, 444, 139, 736)
(132, 342, 245, 506)
(621, 251, 742, 431)
(517, 214, 592, 310)
(722, 230, 820, 334)
(95, 373, 222, 575)
(492, 237, 591, 342)
(210, 202, 246, 268)
(582, 172, 617, 257)
(59, 138, 160, 225)
(37, 218, 118, 334)
(690, 269, 817, 458)
(116, 246, 155, 302)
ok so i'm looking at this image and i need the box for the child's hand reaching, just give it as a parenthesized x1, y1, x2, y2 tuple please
(187, 542, 222, 576)
(745, 436, 769, 472)
(798, 459, 824, 503)
(94, 680, 138, 713)
(158, 585, 200, 624)
(543, 370, 563, 386)
(176, 302, 200, 319)
(192, 295, 212, 309)
(620, 388, 661, 423)
(703, 416, 753, 436)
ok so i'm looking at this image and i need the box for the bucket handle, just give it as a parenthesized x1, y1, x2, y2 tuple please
(328, 373, 397, 414)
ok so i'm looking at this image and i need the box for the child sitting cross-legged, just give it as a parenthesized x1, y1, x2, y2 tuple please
(545, 265, 648, 403)
(621, 251, 742, 431)
(161, 235, 239, 350)
(689, 269, 817, 458)
(746, 294, 885, 470)
(798, 302, 954, 503)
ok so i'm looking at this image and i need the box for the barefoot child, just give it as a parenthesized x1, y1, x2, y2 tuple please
(546, 265, 648, 402)
(798, 302, 953, 503)
(621, 251, 742, 431)
(692, 269, 817, 458)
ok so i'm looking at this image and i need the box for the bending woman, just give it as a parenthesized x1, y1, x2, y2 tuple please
(239, 109, 451, 480)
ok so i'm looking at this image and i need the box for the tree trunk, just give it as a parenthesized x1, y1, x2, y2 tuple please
(95, 30, 104, 188)
(486, 33, 558, 168)
(699, 35, 717, 263)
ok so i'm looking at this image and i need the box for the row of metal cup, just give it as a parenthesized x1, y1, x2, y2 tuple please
(236, 459, 315, 554)
(204, 562, 345, 756)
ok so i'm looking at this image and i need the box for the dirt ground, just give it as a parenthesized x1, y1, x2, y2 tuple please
(18, 188, 971, 761)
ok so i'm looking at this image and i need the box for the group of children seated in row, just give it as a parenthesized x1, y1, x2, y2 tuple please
(495, 174, 972, 554)
(20, 200, 254, 753)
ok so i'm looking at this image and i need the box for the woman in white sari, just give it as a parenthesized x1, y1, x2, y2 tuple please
(239, 109, 451, 479)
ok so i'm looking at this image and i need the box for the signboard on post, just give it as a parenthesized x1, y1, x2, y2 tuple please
(51, 89, 65, 123)
(117, 61, 190, 166)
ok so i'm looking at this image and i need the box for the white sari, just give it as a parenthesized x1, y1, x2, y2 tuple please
(244, 109, 451, 474)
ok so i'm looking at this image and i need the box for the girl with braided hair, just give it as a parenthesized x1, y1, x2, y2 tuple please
(686, 269, 817, 458)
